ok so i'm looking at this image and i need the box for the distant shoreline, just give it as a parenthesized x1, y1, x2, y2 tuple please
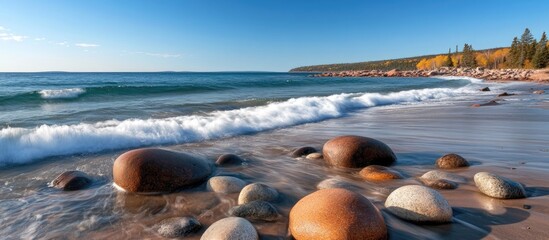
(309, 67, 549, 83)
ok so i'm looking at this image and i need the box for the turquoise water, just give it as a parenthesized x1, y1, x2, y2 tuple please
(0, 72, 476, 165)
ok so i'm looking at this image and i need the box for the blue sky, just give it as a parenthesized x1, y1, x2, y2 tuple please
(1, 0, 548, 72)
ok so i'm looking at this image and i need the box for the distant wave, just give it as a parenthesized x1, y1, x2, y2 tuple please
(431, 76, 484, 84)
(0, 86, 478, 165)
(38, 88, 86, 99)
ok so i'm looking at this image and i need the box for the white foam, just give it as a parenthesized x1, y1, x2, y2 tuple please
(38, 88, 86, 99)
(431, 76, 484, 84)
(0, 86, 478, 165)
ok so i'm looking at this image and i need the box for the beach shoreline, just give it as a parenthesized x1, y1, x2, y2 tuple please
(310, 67, 549, 84)
(1, 77, 547, 239)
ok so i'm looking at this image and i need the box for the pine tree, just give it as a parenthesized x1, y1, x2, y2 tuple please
(445, 48, 454, 67)
(533, 32, 549, 68)
(519, 28, 535, 66)
(508, 37, 520, 68)
(462, 44, 477, 67)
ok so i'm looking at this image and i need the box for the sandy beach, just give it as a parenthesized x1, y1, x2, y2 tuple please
(1, 78, 547, 239)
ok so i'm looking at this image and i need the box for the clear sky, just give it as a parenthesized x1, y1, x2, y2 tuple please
(1, 0, 548, 72)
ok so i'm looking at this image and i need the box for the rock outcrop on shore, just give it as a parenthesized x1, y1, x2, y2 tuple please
(312, 67, 549, 82)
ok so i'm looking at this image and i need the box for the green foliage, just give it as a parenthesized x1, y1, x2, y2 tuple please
(461, 44, 477, 67)
(508, 37, 521, 68)
(533, 32, 549, 68)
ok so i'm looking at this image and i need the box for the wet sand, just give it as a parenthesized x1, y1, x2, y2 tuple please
(0, 82, 548, 239)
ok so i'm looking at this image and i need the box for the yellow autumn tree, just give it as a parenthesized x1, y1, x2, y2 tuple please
(475, 53, 489, 68)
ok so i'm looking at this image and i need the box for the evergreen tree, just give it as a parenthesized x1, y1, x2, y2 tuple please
(445, 48, 453, 67)
(508, 37, 520, 68)
(533, 32, 549, 68)
(461, 44, 477, 67)
(520, 28, 535, 65)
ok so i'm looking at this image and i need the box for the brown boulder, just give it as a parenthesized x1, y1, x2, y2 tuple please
(480, 87, 491, 92)
(436, 153, 469, 169)
(359, 165, 403, 181)
(51, 170, 92, 191)
(322, 135, 396, 168)
(113, 148, 213, 193)
(289, 188, 387, 240)
(216, 154, 243, 166)
(291, 146, 317, 158)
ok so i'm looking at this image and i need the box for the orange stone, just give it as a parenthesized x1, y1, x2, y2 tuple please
(289, 188, 387, 240)
(359, 165, 403, 181)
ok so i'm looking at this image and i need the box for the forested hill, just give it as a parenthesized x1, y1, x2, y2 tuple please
(289, 48, 505, 72)
(290, 55, 434, 72)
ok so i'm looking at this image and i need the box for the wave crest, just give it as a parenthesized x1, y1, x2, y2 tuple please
(0, 87, 475, 165)
(38, 88, 86, 99)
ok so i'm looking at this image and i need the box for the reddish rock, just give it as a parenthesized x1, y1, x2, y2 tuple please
(289, 188, 387, 240)
(359, 165, 403, 181)
(322, 135, 396, 168)
(436, 153, 470, 169)
(113, 148, 213, 193)
(51, 170, 92, 191)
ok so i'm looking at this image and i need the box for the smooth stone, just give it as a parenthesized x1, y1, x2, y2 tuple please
(385, 185, 453, 223)
(497, 92, 515, 97)
(420, 178, 458, 190)
(207, 176, 246, 194)
(216, 154, 243, 166)
(291, 146, 317, 157)
(436, 153, 470, 169)
(421, 170, 467, 183)
(154, 217, 201, 238)
(51, 170, 92, 191)
(480, 87, 491, 91)
(305, 152, 323, 160)
(228, 200, 279, 221)
(316, 178, 357, 190)
(359, 165, 403, 181)
(238, 183, 279, 205)
(200, 217, 258, 240)
(289, 188, 387, 240)
(474, 172, 526, 199)
(113, 148, 213, 193)
(322, 135, 396, 168)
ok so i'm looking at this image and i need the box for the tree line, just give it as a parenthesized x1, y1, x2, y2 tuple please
(290, 28, 548, 72)
(417, 28, 548, 70)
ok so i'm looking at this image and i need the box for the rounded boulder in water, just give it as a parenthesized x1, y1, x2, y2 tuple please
(154, 217, 201, 238)
(385, 185, 452, 223)
(359, 165, 403, 181)
(207, 176, 247, 194)
(215, 153, 243, 166)
(51, 170, 92, 191)
(474, 172, 526, 199)
(238, 183, 279, 205)
(436, 153, 469, 169)
(323, 135, 396, 168)
(291, 146, 317, 158)
(289, 188, 387, 240)
(113, 148, 213, 193)
(201, 217, 258, 240)
(229, 200, 279, 221)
